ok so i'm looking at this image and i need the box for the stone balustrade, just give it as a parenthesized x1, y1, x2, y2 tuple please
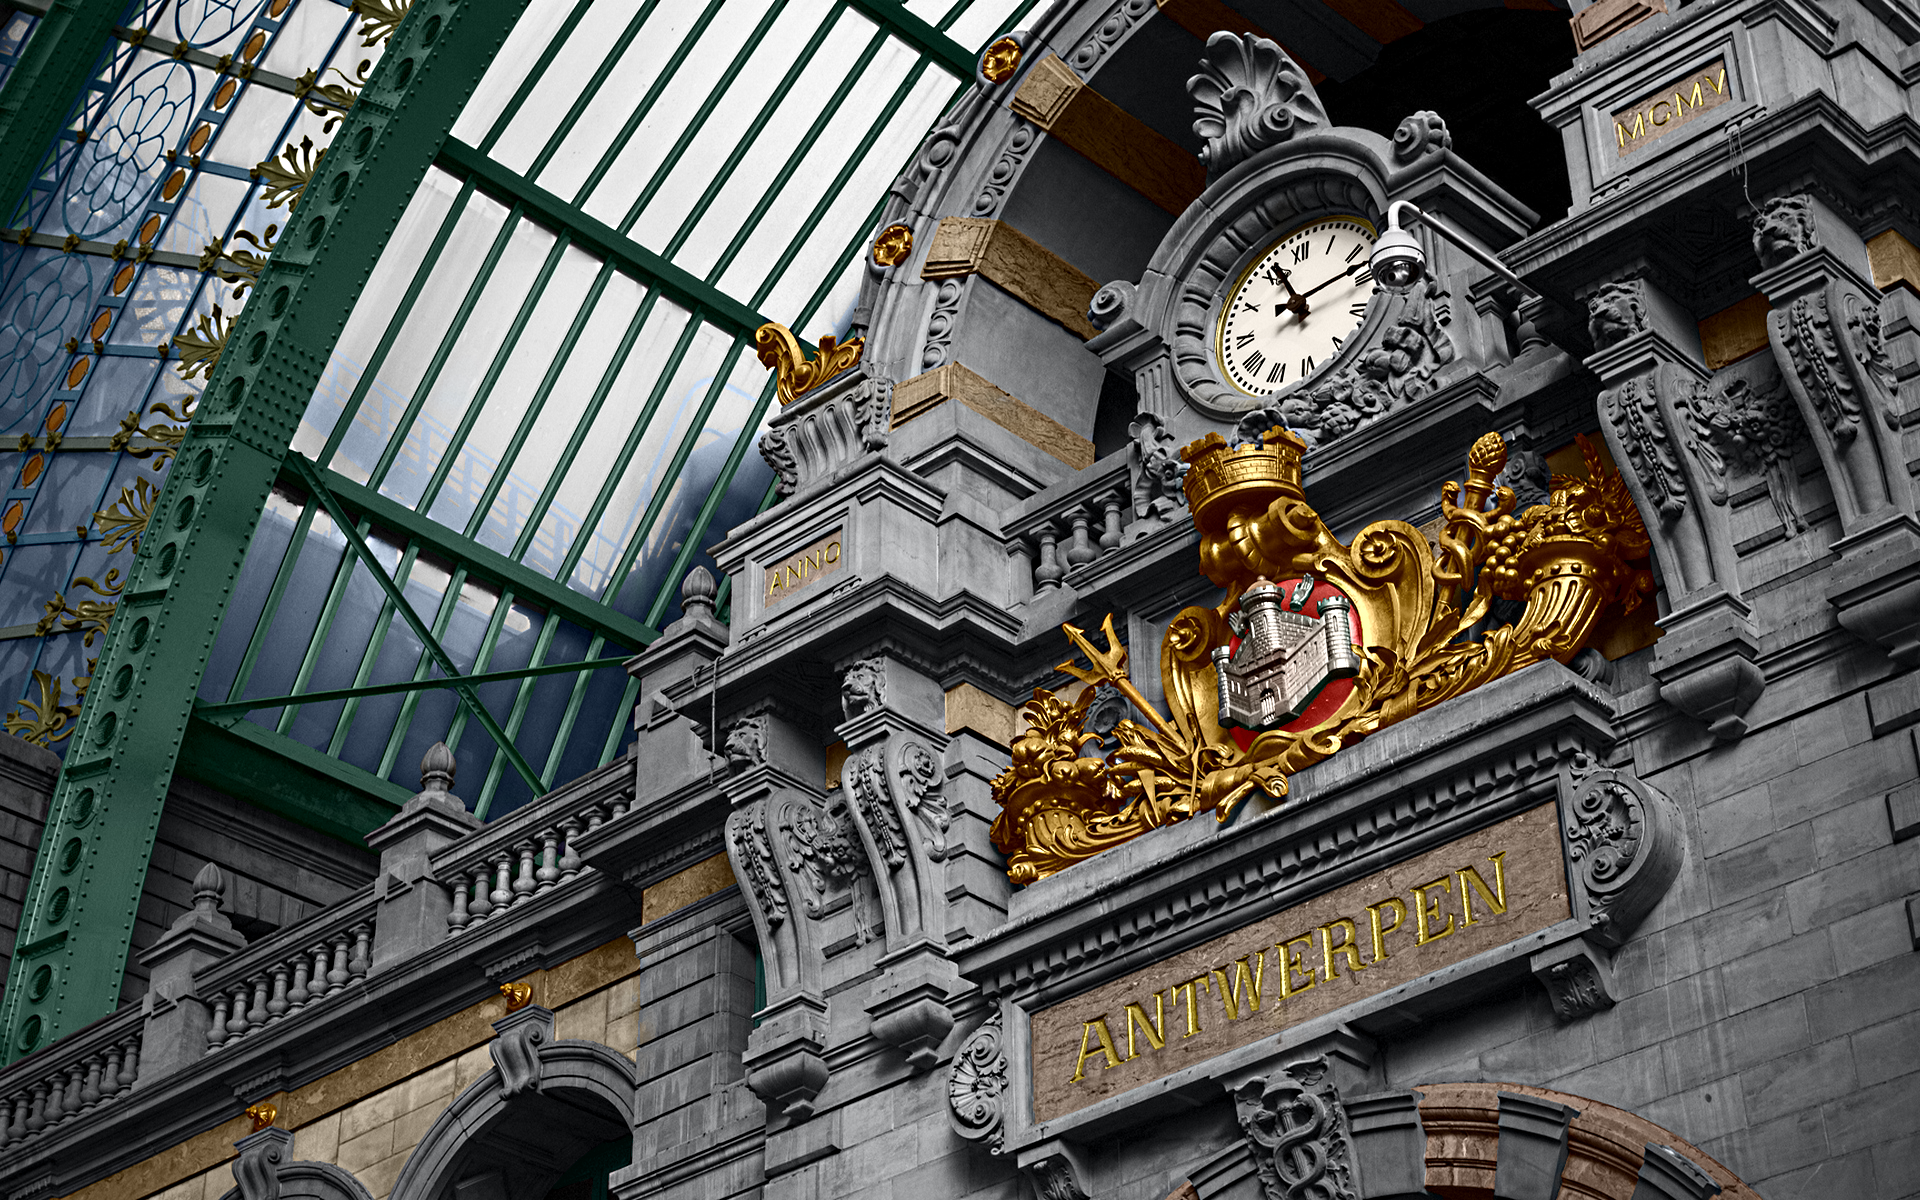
(196, 893, 377, 1050)
(0, 1008, 141, 1148)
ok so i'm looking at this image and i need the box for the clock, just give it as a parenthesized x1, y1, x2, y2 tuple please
(1215, 215, 1378, 399)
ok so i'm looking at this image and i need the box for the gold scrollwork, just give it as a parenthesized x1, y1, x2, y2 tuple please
(252, 137, 322, 210)
(989, 428, 1651, 884)
(754, 322, 865, 406)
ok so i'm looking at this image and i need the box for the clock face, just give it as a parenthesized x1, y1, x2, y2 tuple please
(1216, 216, 1378, 399)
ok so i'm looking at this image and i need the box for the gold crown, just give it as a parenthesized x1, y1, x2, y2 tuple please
(1181, 427, 1307, 529)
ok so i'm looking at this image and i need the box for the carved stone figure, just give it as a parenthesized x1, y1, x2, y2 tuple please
(1234, 1057, 1357, 1200)
(947, 1013, 1008, 1152)
(1390, 110, 1451, 163)
(1685, 370, 1807, 532)
(783, 794, 868, 918)
(1128, 412, 1185, 533)
(723, 716, 768, 772)
(1586, 281, 1647, 350)
(1752, 194, 1817, 269)
(841, 657, 887, 720)
(1188, 33, 1327, 180)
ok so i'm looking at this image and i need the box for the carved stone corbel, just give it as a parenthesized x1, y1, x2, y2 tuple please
(1530, 936, 1619, 1021)
(489, 1003, 552, 1099)
(1561, 758, 1684, 946)
(1584, 276, 1766, 738)
(1017, 1140, 1094, 1200)
(233, 1126, 294, 1200)
(833, 654, 961, 1069)
(1752, 192, 1920, 666)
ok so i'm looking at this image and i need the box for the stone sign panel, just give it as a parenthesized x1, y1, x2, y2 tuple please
(762, 529, 844, 609)
(1612, 59, 1730, 156)
(1030, 803, 1570, 1120)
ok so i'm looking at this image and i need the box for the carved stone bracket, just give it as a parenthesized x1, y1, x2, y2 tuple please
(488, 1003, 552, 1100)
(743, 994, 831, 1121)
(948, 1012, 1009, 1153)
(1752, 192, 1920, 665)
(1017, 1140, 1093, 1200)
(1530, 936, 1619, 1022)
(233, 1127, 294, 1200)
(1561, 759, 1684, 946)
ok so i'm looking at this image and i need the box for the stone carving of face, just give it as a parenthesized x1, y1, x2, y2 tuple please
(1586, 282, 1646, 351)
(1752, 195, 1816, 269)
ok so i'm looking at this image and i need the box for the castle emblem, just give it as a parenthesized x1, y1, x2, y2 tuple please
(1212, 574, 1359, 731)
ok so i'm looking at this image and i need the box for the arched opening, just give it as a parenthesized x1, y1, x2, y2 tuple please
(389, 1040, 638, 1200)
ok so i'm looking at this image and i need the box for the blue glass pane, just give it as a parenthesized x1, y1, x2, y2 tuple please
(199, 486, 304, 701)
(240, 507, 348, 705)
(0, 546, 77, 645)
(0, 251, 96, 435)
(485, 617, 592, 819)
(22, 453, 118, 536)
(61, 58, 199, 242)
(171, 0, 270, 51)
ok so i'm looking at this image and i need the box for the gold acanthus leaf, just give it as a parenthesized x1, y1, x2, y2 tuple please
(754, 322, 865, 405)
(4, 669, 79, 746)
(252, 137, 322, 210)
(351, 0, 409, 45)
(96, 477, 157, 553)
(173, 306, 231, 381)
(294, 62, 368, 134)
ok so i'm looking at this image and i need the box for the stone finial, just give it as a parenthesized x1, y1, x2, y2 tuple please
(402, 742, 468, 818)
(681, 566, 718, 620)
(191, 862, 226, 917)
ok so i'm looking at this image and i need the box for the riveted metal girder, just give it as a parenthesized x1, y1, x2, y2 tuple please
(0, 0, 534, 1061)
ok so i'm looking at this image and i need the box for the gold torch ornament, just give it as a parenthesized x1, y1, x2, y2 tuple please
(988, 427, 1652, 885)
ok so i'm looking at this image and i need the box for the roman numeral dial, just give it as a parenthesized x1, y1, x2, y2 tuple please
(1216, 215, 1379, 400)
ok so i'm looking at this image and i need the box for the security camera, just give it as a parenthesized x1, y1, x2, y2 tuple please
(1369, 225, 1426, 290)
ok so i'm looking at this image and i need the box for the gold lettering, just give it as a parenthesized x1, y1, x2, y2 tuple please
(1070, 1017, 1123, 1082)
(1458, 853, 1510, 927)
(786, 564, 801, 586)
(804, 551, 820, 575)
(1708, 67, 1727, 94)
(1366, 897, 1406, 963)
(826, 540, 841, 563)
(1318, 918, 1366, 981)
(1631, 111, 1646, 139)
(768, 572, 783, 593)
(1685, 80, 1704, 109)
(1123, 995, 1166, 1059)
(1412, 876, 1456, 944)
(1170, 975, 1208, 1037)
(1616, 121, 1629, 148)
(1652, 101, 1671, 125)
(1275, 935, 1317, 997)
(1210, 954, 1266, 1020)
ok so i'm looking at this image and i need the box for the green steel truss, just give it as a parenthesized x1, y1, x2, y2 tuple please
(2, 0, 1035, 1056)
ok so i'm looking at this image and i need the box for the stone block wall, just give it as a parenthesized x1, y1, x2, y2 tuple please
(0, 733, 57, 994)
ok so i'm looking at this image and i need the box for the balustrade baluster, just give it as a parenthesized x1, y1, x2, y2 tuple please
(557, 820, 582, 880)
(489, 855, 513, 910)
(61, 1063, 83, 1117)
(267, 965, 290, 1017)
(1034, 529, 1064, 588)
(227, 985, 251, 1038)
(248, 977, 270, 1027)
(207, 993, 231, 1047)
(101, 1044, 124, 1098)
(468, 869, 492, 921)
(609, 790, 632, 820)
(327, 933, 351, 990)
(119, 1038, 139, 1088)
(448, 871, 473, 930)
(1064, 509, 1097, 567)
(584, 804, 605, 833)
(288, 955, 312, 1006)
(24, 1081, 47, 1132)
(310, 945, 332, 994)
(6, 1091, 27, 1141)
(535, 831, 560, 890)
(1100, 495, 1125, 550)
(512, 843, 537, 899)
(79, 1055, 102, 1107)
(349, 923, 372, 978)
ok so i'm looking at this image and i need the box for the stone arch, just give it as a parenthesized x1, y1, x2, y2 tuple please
(1417, 1082, 1764, 1199)
(388, 1037, 638, 1200)
(217, 1161, 375, 1200)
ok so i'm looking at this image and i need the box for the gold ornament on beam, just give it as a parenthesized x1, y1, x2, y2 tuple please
(988, 427, 1652, 885)
(754, 322, 865, 406)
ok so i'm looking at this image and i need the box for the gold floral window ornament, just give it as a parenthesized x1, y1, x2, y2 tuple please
(990, 427, 1652, 884)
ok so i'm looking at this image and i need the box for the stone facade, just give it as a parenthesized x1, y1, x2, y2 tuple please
(1, 1, 1918, 1200)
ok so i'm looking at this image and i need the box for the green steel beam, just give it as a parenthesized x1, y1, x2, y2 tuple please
(438, 137, 774, 334)
(291, 455, 549, 797)
(846, 0, 977, 78)
(286, 458, 659, 652)
(177, 716, 408, 846)
(0, 0, 533, 1059)
(0, 0, 121, 223)
(195, 654, 633, 720)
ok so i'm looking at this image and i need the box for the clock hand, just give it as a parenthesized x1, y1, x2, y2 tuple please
(1297, 260, 1373, 301)
(1266, 265, 1310, 317)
